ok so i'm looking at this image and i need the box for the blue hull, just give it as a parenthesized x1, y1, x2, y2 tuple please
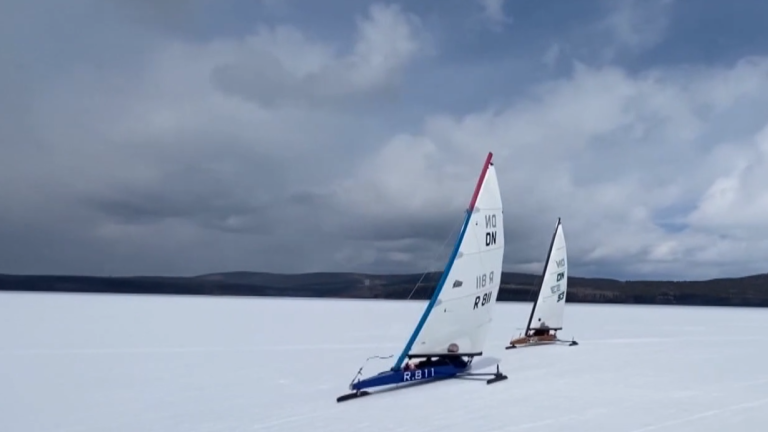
(351, 365, 468, 391)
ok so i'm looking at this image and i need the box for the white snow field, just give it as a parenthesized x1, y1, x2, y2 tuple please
(2, 292, 768, 432)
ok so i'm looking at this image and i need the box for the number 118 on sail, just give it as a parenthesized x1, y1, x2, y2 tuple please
(475, 271, 494, 289)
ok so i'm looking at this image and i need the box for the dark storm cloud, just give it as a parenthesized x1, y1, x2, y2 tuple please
(82, 160, 329, 236)
(89, 190, 335, 236)
(5, 0, 768, 280)
(85, 163, 262, 221)
(86, 188, 266, 232)
(107, 0, 213, 33)
(211, 55, 301, 107)
(0, 0, 541, 277)
(341, 212, 464, 243)
(210, 57, 404, 109)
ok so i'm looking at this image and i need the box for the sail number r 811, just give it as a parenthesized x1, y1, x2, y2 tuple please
(473, 290, 494, 309)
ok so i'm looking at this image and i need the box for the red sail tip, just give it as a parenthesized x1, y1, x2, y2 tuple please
(467, 152, 494, 211)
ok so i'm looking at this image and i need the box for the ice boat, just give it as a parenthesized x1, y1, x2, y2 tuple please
(505, 218, 578, 349)
(337, 152, 508, 403)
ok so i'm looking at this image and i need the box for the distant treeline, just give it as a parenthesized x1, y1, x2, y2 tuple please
(2, 271, 768, 307)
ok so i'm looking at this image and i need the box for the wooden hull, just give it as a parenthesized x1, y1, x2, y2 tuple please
(507, 334, 557, 348)
(505, 331, 578, 349)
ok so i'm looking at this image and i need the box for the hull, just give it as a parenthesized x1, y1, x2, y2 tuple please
(508, 333, 556, 347)
(351, 364, 467, 391)
(505, 331, 578, 349)
(337, 360, 508, 402)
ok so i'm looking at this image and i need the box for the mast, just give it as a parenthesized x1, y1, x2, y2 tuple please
(524, 217, 561, 333)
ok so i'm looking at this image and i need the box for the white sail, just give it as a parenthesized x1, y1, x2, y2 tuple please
(528, 220, 567, 331)
(404, 161, 505, 358)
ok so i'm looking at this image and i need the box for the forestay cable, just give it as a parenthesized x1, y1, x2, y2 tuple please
(346, 354, 394, 388)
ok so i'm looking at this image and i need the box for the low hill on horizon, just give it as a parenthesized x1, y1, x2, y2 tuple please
(1, 270, 768, 307)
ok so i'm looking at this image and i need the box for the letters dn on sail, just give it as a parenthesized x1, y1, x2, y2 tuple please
(484, 214, 497, 247)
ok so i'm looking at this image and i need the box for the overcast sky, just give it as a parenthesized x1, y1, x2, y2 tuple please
(2, 0, 768, 280)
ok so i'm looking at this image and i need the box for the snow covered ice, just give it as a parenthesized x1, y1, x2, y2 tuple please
(2, 292, 768, 431)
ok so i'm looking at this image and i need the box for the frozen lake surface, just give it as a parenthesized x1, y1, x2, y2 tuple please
(2, 292, 768, 431)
